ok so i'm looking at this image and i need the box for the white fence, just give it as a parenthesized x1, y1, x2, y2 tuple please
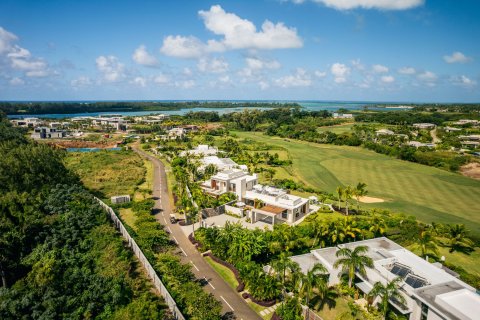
(95, 198, 185, 320)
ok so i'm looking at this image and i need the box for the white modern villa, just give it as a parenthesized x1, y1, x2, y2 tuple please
(180, 144, 219, 157)
(291, 237, 479, 320)
(201, 168, 311, 225)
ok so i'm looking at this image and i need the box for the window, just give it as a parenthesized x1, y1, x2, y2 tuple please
(282, 211, 288, 219)
(421, 303, 428, 320)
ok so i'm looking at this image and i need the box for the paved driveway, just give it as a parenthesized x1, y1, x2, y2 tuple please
(133, 147, 262, 320)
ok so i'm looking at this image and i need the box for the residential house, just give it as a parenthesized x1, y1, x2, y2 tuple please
(180, 145, 219, 157)
(413, 123, 436, 130)
(444, 127, 461, 133)
(453, 119, 479, 126)
(333, 113, 354, 119)
(201, 170, 312, 225)
(376, 129, 395, 136)
(408, 141, 436, 148)
(31, 127, 66, 139)
(291, 237, 479, 320)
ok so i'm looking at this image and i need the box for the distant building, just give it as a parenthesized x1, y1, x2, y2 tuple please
(376, 129, 395, 136)
(180, 145, 219, 157)
(31, 127, 66, 139)
(291, 237, 480, 320)
(413, 123, 436, 130)
(458, 135, 480, 141)
(444, 126, 461, 133)
(453, 119, 479, 126)
(11, 117, 42, 127)
(333, 113, 354, 119)
(408, 141, 436, 148)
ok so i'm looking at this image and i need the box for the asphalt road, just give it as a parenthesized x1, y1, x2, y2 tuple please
(133, 147, 261, 320)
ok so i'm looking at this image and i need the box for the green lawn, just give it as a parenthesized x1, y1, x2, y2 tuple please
(66, 150, 146, 199)
(315, 296, 351, 320)
(233, 131, 480, 236)
(204, 256, 239, 290)
(317, 123, 355, 134)
(119, 208, 137, 231)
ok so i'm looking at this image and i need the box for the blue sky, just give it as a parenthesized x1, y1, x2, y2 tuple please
(0, 0, 479, 102)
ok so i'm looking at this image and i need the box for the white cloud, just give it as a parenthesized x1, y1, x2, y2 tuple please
(175, 79, 195, 89)
(259, 81, 270, 90)
(132, 76, 147, 87)
(297, 0, 424, 10)
(200, 5, 302, 50)
(315, 70, 327, 78)
(417, 71, 437, 86)
(160, 35, 206, 59)
(183, 67, 193, 76)
(451, 75, 476, 87)
(0, 27, 17, 54)
(275, 68, 312, 88)
(218, 75, 231, 83)
(381, 75, 395, 83)
(95, 55, 126, 82)
(132, 45, 159, 67)
(160, 5, 302, 58)
(245, 57, 281, 70)
(197, 57, 229, 73)
(443, 51, 472, 64)
(372, 64, 389, 73)
(71, 76, 92, 87)
(9, 77, 24, 85)
(154, 73, 170, 85)
(351, 59, 365, 71)
(331, 63, 350, 83)
(398, 66, 416, 75)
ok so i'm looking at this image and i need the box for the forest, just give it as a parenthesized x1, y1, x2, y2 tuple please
(0, 101, 300, 115)
(0, 113, 171, 319)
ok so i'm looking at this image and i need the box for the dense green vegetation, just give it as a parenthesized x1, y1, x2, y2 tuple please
(0, 114, 169, 319)
(65, 150, 147, 199)
(1, 101, 300, 115)
(233, 131, 480, 236)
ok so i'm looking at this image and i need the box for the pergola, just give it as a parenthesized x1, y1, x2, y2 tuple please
(251, 204, 286, 225)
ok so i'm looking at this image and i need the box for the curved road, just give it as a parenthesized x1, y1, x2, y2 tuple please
(133, 147, 261, 320)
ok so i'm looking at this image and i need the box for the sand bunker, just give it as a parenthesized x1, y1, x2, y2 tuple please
(460, 162, 480, 181)
(358, 196, 385, 203)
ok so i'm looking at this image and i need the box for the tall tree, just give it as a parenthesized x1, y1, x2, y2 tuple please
(334, 245, 373, 288)
(368, 277, 406, 320)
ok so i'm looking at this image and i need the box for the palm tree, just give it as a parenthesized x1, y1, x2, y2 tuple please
(368, 277, 406, 320)
(299, 263, 328, 308)
(353, 182, 368, 212)
(336, 186, 344, 209)
(446, 224, 475, 253)
(343, 185, 353, 216)
(271, 252, 298, 297)
(412, 230, 439, 258)
(334, 245, 374, 288)
(369, 215, 387, 237)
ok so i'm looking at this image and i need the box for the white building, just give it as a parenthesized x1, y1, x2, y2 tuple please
(91, 115, 129, 131)
(201, 170, 311, 225)
(291, 237, 479, 320)
(413, 123, 436, 130)
(408, 141, 436, 148)
(333, 113, 354, 119)
(180, 145, 219, 157)
(453, 120, 479, 126)
(376, 129, 395, 136)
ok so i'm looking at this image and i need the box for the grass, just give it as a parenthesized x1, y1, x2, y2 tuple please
(134, 159, 154, 201)
(247, 301, 273, 320)
(317, 123, 355, 134)
(119, 208, 137, 231)
(66, 150, 146, 199)
(204, 256, 239, 290)
(315, 296, 351, 320)
(232, 131, 480, 236)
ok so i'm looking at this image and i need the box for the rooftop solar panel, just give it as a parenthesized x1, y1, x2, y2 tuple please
(405, 275, 428, 288)
(390, 263, 411, 277)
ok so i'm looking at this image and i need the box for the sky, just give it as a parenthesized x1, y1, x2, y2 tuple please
(0, 0, 479, 102)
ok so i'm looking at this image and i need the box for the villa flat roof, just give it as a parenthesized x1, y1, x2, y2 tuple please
(414, 282, 479, 320)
